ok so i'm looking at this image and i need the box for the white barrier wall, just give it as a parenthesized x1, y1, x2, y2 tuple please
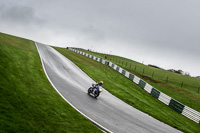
(102, 60, 106, 64)
(113, 65, 117, 70)
(118, 67, 123, 73)
(109, 62, 113, 67)
(182, 106, 200, 123)
(125, 71, 130, 78)
(158, 92, 172, 106)
(92, 56, 96, 60)
(133, 76, 140, 84)
(144, 83, 153, 94)
(97, 58, 100, 62)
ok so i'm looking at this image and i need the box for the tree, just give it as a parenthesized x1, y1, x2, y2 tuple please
(184, 72, 191, 77)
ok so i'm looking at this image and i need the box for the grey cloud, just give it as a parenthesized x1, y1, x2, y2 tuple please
(79, 25, 106, 43)
(0, 3, 43, 25)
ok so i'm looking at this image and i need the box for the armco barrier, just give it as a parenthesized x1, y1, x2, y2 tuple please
(69, 48, 200, 124)
(182, 106, 200, 123)
(144, 83, 153, 94)
(125, 71, 129, 78)
(116, 66, 120, 72)
(114, 65, 118, 70)
(133, 76, 140, 84)
(109, 62, 113, 67)
(129, 74, 135, 81)
(118, 67, 123, 73)
(138, 79, 146, 89)
(158, 92, 171, 106)
(151, 88, 160, 99)
(169, 99, 185, 114)
(122, 70, 126, 76)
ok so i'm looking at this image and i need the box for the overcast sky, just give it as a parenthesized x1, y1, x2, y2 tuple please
(0, 0, 200, 76)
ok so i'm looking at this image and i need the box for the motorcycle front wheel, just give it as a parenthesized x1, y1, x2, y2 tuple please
(94, 91, 100, 98)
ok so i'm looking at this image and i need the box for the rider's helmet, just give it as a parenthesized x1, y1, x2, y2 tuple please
(98, 81, 103, 86)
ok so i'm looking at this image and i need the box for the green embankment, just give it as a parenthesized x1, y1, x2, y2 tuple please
(0, 32, 101, 132)
(54, 47, 200, 133)
(79, 50, 200, 113)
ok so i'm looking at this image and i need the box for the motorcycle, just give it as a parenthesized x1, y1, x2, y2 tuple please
(88, 83, 103, 98)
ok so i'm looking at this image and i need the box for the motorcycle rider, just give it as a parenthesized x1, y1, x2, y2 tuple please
(94, 81, 103, 92)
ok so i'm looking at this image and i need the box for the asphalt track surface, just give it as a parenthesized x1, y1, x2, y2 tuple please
(36, 42, 182, 133)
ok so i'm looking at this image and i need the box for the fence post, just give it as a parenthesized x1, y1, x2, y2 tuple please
(134, 66, 137, 71)
(152, 71, 154, 77)
(130, 63, 132, 68)
(166, 76, 168, 83)
(181, 81, 183, 88)
(198, 87, 200, 93)
(143, 69, 144, 74)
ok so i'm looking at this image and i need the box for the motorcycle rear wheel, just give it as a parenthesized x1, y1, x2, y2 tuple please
(88, 87, 93, 94)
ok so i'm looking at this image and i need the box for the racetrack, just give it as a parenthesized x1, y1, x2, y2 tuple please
(36, 42, 182, 133)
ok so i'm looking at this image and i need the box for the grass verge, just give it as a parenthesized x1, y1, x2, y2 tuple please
(54, 46, 200, 133)
(0, 32, 101, 133)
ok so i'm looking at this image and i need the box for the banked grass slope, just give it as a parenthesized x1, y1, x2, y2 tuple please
(54, 46, 200, 133)
(0, 32, 101, 133)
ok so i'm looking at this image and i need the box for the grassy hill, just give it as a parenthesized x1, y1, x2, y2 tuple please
(54, 47, 200, 133)
(0, 32, 101, 132)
